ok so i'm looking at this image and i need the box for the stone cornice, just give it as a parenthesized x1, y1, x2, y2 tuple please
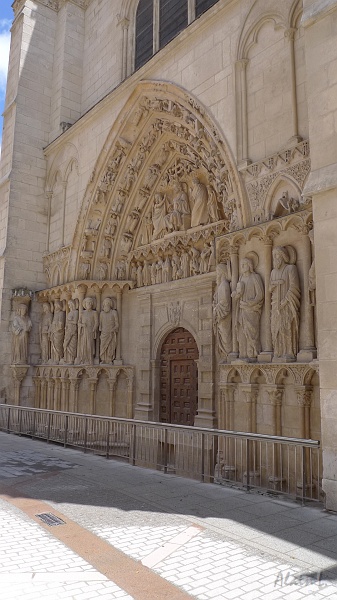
(12, 0, 92, 18)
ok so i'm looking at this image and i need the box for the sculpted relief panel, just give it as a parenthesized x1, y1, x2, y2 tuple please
(72, 87, 245, 289)
(213, 210, 315, 364)
(37, 283, 124, 367)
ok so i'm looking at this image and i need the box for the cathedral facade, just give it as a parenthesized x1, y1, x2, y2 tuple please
(1, 0, 337, 509)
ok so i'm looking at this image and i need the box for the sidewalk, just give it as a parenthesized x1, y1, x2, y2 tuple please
(1, 431, 337, 599)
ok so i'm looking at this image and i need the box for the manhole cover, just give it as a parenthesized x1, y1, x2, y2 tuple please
(36, 512, 66, 526)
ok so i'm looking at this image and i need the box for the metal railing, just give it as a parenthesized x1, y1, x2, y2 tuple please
(0, 404, 322, 504)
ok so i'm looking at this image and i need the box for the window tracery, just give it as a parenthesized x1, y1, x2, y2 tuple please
(134, 0, 219, 70)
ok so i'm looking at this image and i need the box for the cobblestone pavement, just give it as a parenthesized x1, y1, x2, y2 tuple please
(1, 432, 337, 599)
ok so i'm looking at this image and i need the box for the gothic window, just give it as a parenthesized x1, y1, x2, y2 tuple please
(134, 0, 219, 71)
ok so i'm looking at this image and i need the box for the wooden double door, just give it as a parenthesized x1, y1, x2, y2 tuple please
(160, 328, 199, 426)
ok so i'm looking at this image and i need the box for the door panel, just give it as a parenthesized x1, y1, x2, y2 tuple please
(160, 328, 198, 425)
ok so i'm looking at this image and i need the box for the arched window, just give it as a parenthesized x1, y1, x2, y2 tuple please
(134, 0, 219, 71)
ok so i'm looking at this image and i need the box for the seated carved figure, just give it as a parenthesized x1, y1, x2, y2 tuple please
(164, 181, 191, 232)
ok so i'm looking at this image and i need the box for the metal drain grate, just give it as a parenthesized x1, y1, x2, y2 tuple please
(36, 512, 66, 526)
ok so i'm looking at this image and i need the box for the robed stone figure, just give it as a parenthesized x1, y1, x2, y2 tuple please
(232, 257, 264, 359)
(77, 297, 98, 364)
(213, 263, 232, 359)
(11, 303, 32, 365)
(270, 246, 301, 360)
(99, 297, 119, 364)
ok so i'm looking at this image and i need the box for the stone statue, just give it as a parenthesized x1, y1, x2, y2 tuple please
(200, 243, 212, 274)
(172, 252, 180, 280)
(99, 297, 119, 364)
(150, 261, 157, 285)
(50, 299, 65, 363)
(11, 303, 32, 365)
(77, 297, 98, 364)
(270, 246, 301, 360)
(152, 193, 167, 239)
(162, 257, 172, 283)
(164, 181, 191, 232)
(63, 299, 79, 364)
(190, 247, 200, 276)
(180, 251, 190, 278)
(136, 263, 143, 287)
(207, 186, 220, 222)
(213, 263, 232, 359)
(40, 302, 53, 363)
(190, 176, 209, 227)
(143, 260, 150, 286)
(231, 256, 264, 359)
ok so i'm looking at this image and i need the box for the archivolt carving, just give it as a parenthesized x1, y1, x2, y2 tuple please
(71, 82, 247, 285)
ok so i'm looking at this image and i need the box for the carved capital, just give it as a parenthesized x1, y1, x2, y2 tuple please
(241, 385, 258, 404)
(266, 386, 283, 406)
(236, 58, 249, 70)
(296, 386, 313, 407)
(11, 365, 29, 384)
(284, 28, 296, 41)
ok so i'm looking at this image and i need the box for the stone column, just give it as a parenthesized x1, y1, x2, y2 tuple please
(94, 287, 101, 364)
(241, 384, 259, 480)
(10, 366, 29, 406)
(236, 59, 250, 166)
(285, 28, 302, 145)
(40, 379, 48, 409)
(221, 384, 236, 474)
(259, 235, 273, 361)
(69, 378, 79, 413)
(54, 379, 61, 411)
(126, 375, 134, 419)
(119, 18, 130, 79)
(46, 191, 53, 252)
(108, 377, 117, 417)
(298, 227, 317, 361)
(266, 386, 284, 489)
(89, 378, 97, 415)
(33, 376, 41, 408)
(61, 378, 70, 412)
(47, 378, 55, 410)
(114, 289, 123, 365)
(61, 181, 67, 247)
(151, 359, 161, 421)
(296, 386, 313, 439)
(229, 245, 239, 358)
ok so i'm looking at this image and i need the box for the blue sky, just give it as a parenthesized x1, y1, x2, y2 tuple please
(0, 1, 13, 155)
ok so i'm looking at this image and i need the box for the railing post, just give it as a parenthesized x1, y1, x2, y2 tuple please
(163, 427, 168, 474)
(64, 415, 68, 448)
(106, 421, 110, 459)
(7, 407, 11, 433)
(132, 422, 136, 466)
(302, 445, 307, 506)
(201, 432, 205, 483)
(84, 417, 88, 453)
(47, 412, 51, 443)
(32, 411, 36, 438)
(246, 439, 251, 491)
(18, 409, 22, 436)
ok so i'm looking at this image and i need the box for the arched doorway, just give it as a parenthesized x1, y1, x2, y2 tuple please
(160, 327, 199, 425)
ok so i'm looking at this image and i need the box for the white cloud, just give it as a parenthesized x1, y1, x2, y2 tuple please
(0, 20, 11, 88)
(0, 20, 11, 156)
